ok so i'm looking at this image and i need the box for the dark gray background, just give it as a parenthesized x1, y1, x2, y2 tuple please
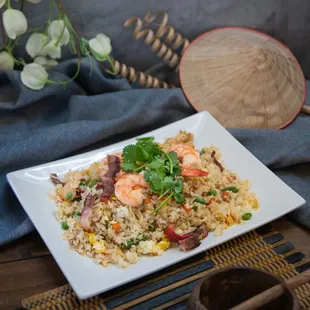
(12, 0, 310, 78)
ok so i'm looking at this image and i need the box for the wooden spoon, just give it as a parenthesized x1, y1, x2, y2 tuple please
(230, 269, 310, 310)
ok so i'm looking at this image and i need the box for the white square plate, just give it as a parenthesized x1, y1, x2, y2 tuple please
(7, 111, 305, 299)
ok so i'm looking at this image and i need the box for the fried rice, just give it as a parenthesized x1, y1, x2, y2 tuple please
(51, 131, 259, 268)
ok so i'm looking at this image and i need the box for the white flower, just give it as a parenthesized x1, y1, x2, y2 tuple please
(34, 56, 58, 70)
(21, 63, 48, 90)
(89, 33, 112, 60)
(48, 20, 70, 46)
(26, 0, 42, 3)
(41, 40, 61, 59)
(0, 0, 6, 9)
(0, 51, 14, 70)
(26, 33, 48, 58)
(3, 9, 28, 39)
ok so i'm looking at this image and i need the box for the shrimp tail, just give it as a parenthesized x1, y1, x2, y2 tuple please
(181, 168, 209, 177)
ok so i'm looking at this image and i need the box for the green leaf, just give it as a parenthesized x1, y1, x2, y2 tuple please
(147, 157, 165, 169)
(136, 137, 154, 143)
(136, 145, 150, 161)
(173, 178, 184, 193)
(121, 162, 138, 171)
(122, 144, 138, 162)
(162, 176, 174, 192)
(172, 165, 182, 177)
(168, 151, 179, 166)
(144, 169, 162, 193)
(174, 192, 185, 203)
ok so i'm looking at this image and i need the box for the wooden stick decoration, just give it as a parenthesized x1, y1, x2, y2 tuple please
(301, 106, 310, 115)
(230, 269, 310, 310)
(113, 59, 174, 88)
(124, 16, 180, 70)
(144, 10, 190, 56)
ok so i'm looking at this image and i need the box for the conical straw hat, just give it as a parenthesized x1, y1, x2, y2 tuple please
(179, 27, 306, 129)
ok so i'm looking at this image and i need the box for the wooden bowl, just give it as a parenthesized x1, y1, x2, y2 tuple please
(179, 27, 306, 129)
(187, 267, 300, 310)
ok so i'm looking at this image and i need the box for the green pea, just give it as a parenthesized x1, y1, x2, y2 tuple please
(88, 179, 98, 188)
(221, 186, 239, 193)
(207, 189, 217, 196)
(61, 221, 69, 230)
(121, 241, 134, 250)
(242, 213, 252, 221)
(192, 205, 198, 211)
(79, 180, 88, 186)
(194, 196, 206, 205)
(66, 192, 73, 200)
(73, 211, 81, 217)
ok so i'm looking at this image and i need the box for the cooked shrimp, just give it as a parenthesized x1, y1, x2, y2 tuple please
(170, 144, 209, 177)
(115, 174, 149, 207)
(181, 168, 209, 177)
(170, 144, 201, 169)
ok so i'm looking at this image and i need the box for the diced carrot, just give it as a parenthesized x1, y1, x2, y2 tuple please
(145, 196, 152, 204)
(160, 196, 167, 202)
(112, 223, 121, 232)
(207, 197, 215, 205)
(226, 176, 233, 184)
(133, 185, 143, 190)
(221, 191, 229, 201)
(183, 204, 191, 213)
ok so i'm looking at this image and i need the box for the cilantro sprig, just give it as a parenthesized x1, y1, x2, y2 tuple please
(121, 137, 185, 213)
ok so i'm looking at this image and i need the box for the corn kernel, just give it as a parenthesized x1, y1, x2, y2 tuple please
(157, 240, 170, 250)
(85, 232, 96, 244)
(85, 169, 90, 175)
(226, 216, 234, 226)
(193, 177, 198, 181)
(215, 212, 223, 221)
(112, 197, 118, 201)
(157, 234, 170, 251)
(252, 198, 259, 209)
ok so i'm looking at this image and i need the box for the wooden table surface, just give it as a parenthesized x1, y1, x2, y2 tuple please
(0, 217, 309, 310)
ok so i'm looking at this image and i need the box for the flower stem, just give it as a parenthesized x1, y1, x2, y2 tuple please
(151, 192, 173, 214)
(44, 0, 54, 36)
(20, 0, 25, 11)
(55, 22, 66, 46)
(106, 56, 116, 74)
(47, 58, 81, 86)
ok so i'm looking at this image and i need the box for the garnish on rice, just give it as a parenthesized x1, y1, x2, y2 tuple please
(121, 136, 186, 212)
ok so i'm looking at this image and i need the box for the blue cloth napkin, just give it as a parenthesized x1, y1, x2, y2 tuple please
(1, 58, 309, 246)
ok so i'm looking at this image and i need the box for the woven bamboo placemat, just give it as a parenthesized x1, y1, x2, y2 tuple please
(21, 224, 310, 310)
